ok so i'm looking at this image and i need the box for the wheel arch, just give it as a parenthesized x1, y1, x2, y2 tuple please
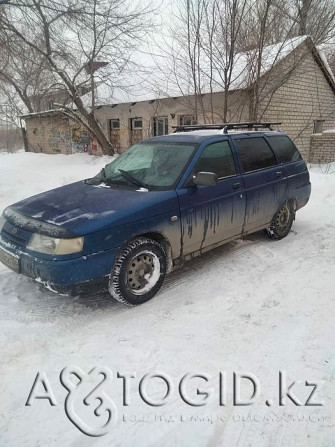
(119, 231, 174, 273)
(287, 197, 298, 212)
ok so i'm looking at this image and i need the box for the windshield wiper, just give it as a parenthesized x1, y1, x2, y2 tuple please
(86, 168, 148, 189)
(85, 168, 123, 187)
(118, 169, 148, 189)
(85, 167, 109, 185)
(101, 167, 107, 180)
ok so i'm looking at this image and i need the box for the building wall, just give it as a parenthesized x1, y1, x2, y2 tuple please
(309, 131, 335, 163)
(94, 91, 249, 153)
(71, 123, 92, 153)
(24, 43, 335, 160)
(25, 114, 72, 154)
(258, 43, 335, 160)
(25, 115, 101, 155)
(94, 45, 335, 160)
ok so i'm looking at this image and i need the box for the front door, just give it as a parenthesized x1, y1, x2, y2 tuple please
(177, 140, 246, 255)
(110, 119, 120, 151)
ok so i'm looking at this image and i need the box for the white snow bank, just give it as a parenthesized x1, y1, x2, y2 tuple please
(0, 152, 115, 210)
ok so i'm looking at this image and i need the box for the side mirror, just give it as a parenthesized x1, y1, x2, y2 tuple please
(193, 171, 218, 186)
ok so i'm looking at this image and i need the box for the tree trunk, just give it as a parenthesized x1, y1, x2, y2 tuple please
(87, 113, 115, 155)
(51, 70, 115, 155)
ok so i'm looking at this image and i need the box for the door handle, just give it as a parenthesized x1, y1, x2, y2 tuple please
(232, 182, 241, 190)
(276, 171, 283, 178)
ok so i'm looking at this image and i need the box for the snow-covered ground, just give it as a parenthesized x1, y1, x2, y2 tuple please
(0, 152, 334, 446)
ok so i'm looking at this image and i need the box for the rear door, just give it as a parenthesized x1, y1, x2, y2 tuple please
(231, 135, 286, 233)
(266, 134, 311, 209)
(177, 139, 246, 255)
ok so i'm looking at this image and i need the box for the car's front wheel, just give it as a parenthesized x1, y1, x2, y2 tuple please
(109, 237, 167, 306)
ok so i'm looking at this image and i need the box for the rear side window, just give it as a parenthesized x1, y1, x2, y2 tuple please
(195, 141, 236, 178)
(267, 135, 302, 163)
(234, 137, 277, 173)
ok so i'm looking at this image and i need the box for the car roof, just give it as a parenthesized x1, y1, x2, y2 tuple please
(141, 130, 285, 144)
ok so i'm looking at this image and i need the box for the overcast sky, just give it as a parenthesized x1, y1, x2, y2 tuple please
(99, 0, 180, 104)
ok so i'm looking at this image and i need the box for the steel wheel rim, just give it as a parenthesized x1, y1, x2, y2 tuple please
(275, 204, 291, 233)
(127, 251, 160, 295)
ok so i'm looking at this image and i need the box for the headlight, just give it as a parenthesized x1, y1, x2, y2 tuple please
(27, 233, 84, 255)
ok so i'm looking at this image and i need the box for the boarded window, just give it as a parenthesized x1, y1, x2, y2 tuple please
(234, 137, 277, 173)
(179, 115, 197, 126)
(110, 119, 120, 149)
(130, 118, 143, 146)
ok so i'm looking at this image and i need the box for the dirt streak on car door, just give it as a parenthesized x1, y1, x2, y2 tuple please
(177, 177, 246, 256)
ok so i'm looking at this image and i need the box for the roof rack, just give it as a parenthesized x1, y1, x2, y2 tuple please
(172, 122, 282, 134)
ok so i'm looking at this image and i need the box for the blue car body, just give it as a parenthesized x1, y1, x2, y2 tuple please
(0, 130, 311, 295)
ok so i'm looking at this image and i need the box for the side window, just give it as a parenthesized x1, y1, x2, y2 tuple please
(195, 141, 236, 178)
(234, 137, 277, 173)
(267, 135, 302, 163)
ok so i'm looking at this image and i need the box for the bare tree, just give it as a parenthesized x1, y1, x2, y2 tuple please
(156, 0, 335, 126)
(0, 0, 154, 155)
(232, 0, 311, 121)
(242, 0, 335, 46)
(200, 0, 249, 121)
(166, 0, 208, 122)
(245, 0, 275, 120)
(151, 0, 248, 123)
(0, 31, 56, 117)
(291, 0, 335, 44)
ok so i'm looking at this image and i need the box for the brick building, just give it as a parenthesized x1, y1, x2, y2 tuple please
(20, 110, 100, 155)
(22, 36, 335, 162)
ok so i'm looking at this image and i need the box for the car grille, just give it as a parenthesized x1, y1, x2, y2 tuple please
(1, 220, 32, 247)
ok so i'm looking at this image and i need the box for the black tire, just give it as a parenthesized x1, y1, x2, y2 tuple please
(265, 201, 294, 240)
(109, 237, 167, 306)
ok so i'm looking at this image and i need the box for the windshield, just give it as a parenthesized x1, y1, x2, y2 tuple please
(87, 142, 197, 190)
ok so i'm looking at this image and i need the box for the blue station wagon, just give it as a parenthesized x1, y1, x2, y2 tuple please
(0, 122, 311, 305)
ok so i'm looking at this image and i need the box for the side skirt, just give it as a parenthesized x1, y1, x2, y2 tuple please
(174, 222, 272, 265)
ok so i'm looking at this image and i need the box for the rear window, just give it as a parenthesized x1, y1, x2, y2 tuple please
(267, 135, 302, 163)
(234, 137, 277, 173)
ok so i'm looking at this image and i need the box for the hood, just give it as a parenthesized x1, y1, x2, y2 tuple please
(8, 181, 179, 235)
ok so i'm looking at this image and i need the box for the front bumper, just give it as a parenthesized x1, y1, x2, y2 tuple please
(35, 275, 110, 296)
(0, 237, 118, 294)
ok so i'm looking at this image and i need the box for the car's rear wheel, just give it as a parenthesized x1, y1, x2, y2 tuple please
(109, 237, 167, 306)
(265, 201, 294, 240)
